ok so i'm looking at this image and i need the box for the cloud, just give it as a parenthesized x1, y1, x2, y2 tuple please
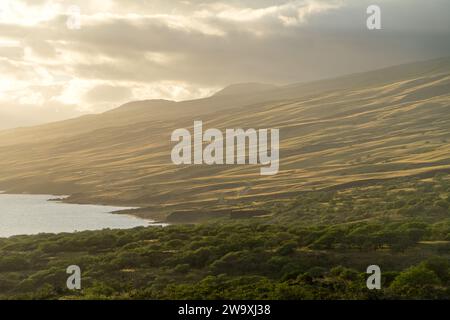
(198, 0, 343, 28)
(0, 0, 449, 129)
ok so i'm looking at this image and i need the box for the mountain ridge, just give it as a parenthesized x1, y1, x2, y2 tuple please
(0, 56, 449, 221)
(213, 83, 279, 97)
(1, 56, 449, 146)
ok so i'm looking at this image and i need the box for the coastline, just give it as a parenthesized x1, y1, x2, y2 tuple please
(0, 193, 167, 238)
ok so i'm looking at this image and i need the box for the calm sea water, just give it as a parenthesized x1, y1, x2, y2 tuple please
(0, 193, 154, 238)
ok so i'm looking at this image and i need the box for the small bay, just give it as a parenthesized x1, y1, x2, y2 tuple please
(0, 194, 155, 238)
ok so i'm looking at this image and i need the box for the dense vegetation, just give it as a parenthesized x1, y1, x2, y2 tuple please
(0, 173, 449, 300)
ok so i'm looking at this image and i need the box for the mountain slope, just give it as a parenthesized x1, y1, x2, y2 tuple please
(213, 83, 279, 97)
(0, 57, 449, 220)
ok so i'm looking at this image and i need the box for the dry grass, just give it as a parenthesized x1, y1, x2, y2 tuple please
(0, 57, 449, 219)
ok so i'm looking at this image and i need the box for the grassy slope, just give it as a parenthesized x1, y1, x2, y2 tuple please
(0, 57, 449, 220)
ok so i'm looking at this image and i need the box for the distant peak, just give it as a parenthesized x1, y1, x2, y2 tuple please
(213, 83, 278, 97)
(106, 99, 176, 113)
(119, 99, 175, 108)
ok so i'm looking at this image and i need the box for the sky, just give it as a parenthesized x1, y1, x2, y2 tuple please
(0, 0, 449, 129)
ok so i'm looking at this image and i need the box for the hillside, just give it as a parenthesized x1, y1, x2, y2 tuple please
(0, 57, 449, 221)
(213, 83, 279, 97)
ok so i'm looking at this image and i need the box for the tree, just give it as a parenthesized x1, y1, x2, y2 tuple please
(389, 265, 444, 299)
